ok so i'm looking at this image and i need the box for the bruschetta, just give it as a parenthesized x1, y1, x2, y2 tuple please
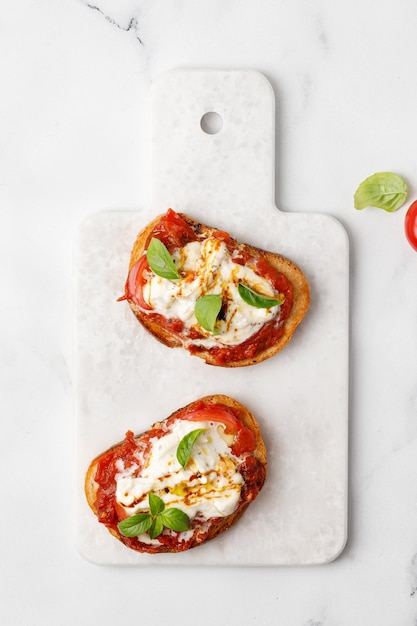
(85, 395, 266, 554)
(120, 209, 310, 367)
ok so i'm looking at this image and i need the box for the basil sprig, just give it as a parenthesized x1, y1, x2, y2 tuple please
(177, 428, 207, 468)
(117, 493, 190, 539)
(146, 237, 180, 279)
(238, 283, 281, 308)
(354, 172, 408, 212)
(194, 293, 222, 333)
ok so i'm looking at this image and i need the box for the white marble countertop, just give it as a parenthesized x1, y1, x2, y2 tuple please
(2, 1, 417, 624)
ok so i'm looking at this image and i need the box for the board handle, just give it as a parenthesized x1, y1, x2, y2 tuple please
(150, 69, 278, 222)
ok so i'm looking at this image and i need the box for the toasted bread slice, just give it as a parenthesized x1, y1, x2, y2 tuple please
(85, 395, 266, 554)
(122, 209, 310, 366)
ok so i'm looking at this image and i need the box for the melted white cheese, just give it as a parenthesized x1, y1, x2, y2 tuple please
(115, 419, 243, 521)
(142, 238, 280, 346)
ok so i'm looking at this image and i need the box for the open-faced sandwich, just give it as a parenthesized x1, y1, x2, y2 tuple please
(85, 395, 266, 554)
(119, 209, 310, 367)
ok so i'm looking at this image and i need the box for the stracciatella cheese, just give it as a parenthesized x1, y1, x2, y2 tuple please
(115, 419, 244, 521)
(142, 237, 280, 346)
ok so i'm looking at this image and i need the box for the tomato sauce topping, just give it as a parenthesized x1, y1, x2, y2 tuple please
(146, 312, 184, 334)
(93, 430, 140, 526)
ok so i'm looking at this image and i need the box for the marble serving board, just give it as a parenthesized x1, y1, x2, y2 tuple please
(74, 69, 349, 566)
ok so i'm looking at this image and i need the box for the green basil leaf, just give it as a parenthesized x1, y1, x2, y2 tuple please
(176, 428, 207, 468)
(148, 516, 164, 539)
(194, 294, 222, 333)
(159, 508, 191, 532)
(238, 283, 281, 308)
(148, 492, 165, 516)
(146, 237, 180, 279)
(354, 172, 407, 212)
(117, 513, 152, 537)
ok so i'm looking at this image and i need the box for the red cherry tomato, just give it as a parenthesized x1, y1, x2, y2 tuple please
(126, 255, 153, 310)
(146, 208, 197, 252)
(182, 404, 242, 434)
(405, 200, 417, 251)
(180, 403, 257, 456)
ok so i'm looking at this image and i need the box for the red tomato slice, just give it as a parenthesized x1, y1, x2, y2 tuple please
(181, 403, 256, 456)
(126, 255, 153, 310)
(212, 230, 232, 244)
(147, 209, 197, 252)
(405, 200, 417, 251)
(182, 404, 241, 433)
(114, 501, 130, 521)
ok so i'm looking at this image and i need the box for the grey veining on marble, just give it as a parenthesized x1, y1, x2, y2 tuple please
(3, 0, 417, 624)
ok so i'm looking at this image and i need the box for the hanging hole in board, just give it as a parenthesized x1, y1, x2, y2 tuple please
(200, 111, 223, 135)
